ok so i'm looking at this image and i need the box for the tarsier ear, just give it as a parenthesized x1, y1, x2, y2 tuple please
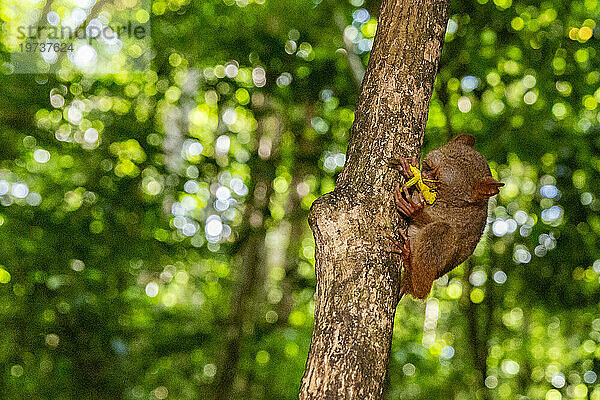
(451, 134, 476, 147)
(475, 176, 504, 199)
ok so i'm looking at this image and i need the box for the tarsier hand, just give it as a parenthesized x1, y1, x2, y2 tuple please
(394, 183, 425, 219)
(388, 157, 419, 180)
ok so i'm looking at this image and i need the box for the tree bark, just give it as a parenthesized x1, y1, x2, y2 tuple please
(298, 0, 450, 398)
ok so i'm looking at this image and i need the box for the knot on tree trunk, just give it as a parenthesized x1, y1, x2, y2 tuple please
(308, 186, 403, 302)
(309, 190, 374, 263)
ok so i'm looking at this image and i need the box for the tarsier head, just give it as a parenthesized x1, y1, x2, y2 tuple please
(421, 134, 503, 204)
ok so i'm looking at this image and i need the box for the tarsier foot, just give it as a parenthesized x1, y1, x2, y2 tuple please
(388, 157, 419, 179)
(385, 230, 410, 257)
(394, 184, 425, 218)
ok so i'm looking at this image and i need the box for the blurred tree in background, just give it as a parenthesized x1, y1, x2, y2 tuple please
(0, 0, 599, 399)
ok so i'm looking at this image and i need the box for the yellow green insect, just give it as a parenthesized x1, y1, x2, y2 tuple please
(402, 165, 439, 205)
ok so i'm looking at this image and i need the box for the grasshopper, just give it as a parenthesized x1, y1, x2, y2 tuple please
(402, 164, 439, 205)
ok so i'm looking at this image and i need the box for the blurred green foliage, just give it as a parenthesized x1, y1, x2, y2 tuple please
(1, 0, 600, 399)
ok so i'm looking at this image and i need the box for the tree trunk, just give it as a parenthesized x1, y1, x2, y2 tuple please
(298, 0, 450, 398)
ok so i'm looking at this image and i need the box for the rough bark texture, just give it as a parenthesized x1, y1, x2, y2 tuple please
(298, 0, 450, 398)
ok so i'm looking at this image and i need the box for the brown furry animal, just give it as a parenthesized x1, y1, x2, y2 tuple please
(388, 134, 503, 299)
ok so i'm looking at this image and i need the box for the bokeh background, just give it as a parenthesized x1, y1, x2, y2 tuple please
(1, 0, 600, 399)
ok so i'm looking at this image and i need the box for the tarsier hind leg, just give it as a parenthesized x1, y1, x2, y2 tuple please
(403, 222, 458, 299)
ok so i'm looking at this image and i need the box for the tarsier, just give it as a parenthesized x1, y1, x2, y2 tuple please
(388, 134, 504, 299)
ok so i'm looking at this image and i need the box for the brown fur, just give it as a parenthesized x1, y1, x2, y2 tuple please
(391, 135, 503, 299)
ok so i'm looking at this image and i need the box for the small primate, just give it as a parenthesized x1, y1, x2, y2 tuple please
(388, 134, 504, 299)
